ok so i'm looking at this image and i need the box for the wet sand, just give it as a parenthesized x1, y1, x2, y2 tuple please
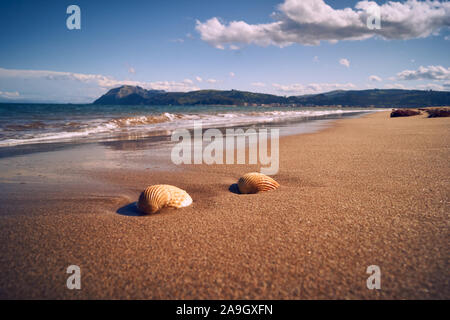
(0, 111, 448, 299)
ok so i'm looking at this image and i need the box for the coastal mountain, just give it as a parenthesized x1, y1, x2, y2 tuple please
(93, 86, 165, 105)
(93, 85, 450, 107)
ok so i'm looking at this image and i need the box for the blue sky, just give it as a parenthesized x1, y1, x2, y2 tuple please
(0, 0, 449, 103)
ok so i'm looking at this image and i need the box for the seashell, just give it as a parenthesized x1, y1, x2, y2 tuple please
(237, 172, 280, 194)
(137, 184, 192, 214)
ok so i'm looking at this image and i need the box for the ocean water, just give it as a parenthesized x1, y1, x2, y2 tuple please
(0, 103, 377, 147)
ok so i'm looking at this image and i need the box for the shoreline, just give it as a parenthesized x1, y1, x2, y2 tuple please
(0, 111, 448, 299)
(0, 108, 375, 149)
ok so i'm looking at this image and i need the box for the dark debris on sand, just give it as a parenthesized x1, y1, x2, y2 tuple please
(390, 109, 421, 117)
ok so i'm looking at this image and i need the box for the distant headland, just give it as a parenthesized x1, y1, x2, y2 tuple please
(93, 85, 450, 108)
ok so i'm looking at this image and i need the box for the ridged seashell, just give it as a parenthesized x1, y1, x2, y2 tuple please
(137, 184, 192, 214)
(237, 172, 280, 194)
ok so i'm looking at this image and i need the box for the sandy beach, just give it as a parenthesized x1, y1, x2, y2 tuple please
(0, 111, 448, 299)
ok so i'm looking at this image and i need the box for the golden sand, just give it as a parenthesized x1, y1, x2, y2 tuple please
(0, 111, 448, 299)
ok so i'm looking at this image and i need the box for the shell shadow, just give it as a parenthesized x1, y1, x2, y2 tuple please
(228, 183, 241, 194)
(116, 202, 144, 216)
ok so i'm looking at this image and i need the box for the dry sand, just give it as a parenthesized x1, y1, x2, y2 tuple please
(0, 111, 448, 299)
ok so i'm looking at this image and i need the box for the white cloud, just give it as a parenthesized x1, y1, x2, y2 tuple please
(445, 35, 449, 40)
(272, 82, 357, 95)
(230, 45, 240, 50)
(229, 72, 235, 77)
(0, 90, 20, 99)
(313, 56, 319, 62)
(396, 65, 450, 81)
(128, 67, 136, 74)
(195, 76, 203, 82)
(369, 75, 382, 82)
(251, 82, 266, 87)
(339, 58, 350, 67)
(0, 67, 200, 93)
(114, 79, 199, 91)
(0, 67, 115, 86)
(384, 81, 449, 91)
(384, 83, 408, 89)
(206, 79, 218, 84)
(416, 83, 445, 91)
(196, 0, 450, 49)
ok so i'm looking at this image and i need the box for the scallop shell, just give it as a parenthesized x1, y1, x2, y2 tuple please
(137, 184, 192, 214)
(237, 172, 280, 194)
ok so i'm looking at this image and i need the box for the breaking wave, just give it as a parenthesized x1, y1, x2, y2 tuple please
(0, 109, 374, 147)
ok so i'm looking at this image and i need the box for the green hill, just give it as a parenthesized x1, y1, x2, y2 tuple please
(93, 85, 450, 108)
